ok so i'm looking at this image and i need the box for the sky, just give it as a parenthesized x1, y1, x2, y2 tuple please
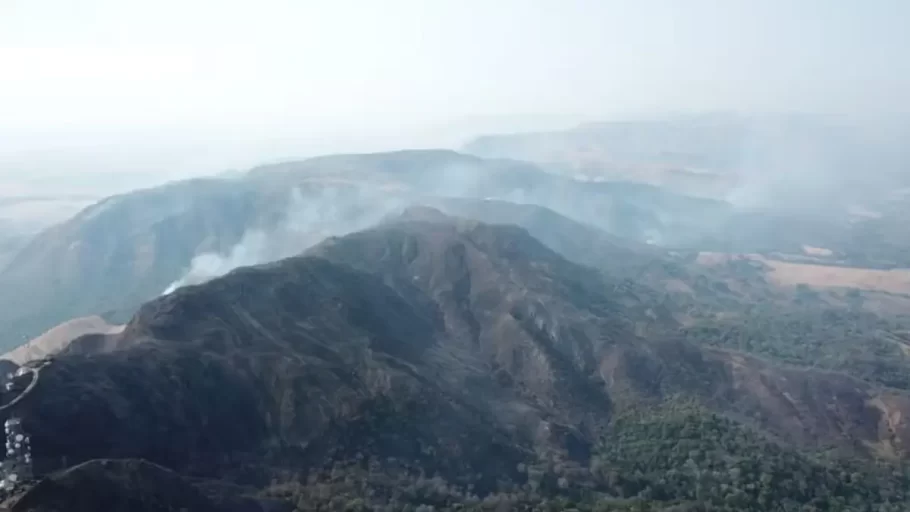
(1, 0, 909, 175)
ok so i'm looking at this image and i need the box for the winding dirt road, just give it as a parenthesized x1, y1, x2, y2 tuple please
(0, 360, 51, 413)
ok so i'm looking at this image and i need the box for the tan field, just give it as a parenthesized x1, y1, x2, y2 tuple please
(697, 251, 910, 295)
(763, 259, 910, 294)
(2, 315, 124, 365)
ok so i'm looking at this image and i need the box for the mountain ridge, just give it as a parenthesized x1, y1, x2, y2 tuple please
(0, 150, 727, 346)
(4, 210, 910, 509)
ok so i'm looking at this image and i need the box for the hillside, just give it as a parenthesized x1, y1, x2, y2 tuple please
(0, 150, 725, 346)
(420, 200, 910, 392)
(1, 459, 292, 512)
(428, 197, 665, 278)
(0, 228, 26, 271)
(0, 177, 276, 345)
(5, 212, 910, 510)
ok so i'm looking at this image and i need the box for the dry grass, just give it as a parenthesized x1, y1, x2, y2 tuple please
(2, 315, 124, 364)
(763, 259, 910, 294)
(696, 251, 910, 295)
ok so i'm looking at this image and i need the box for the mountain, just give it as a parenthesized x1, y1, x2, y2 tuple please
(20, 211, 663, 479)
(463, 113, 748, 187)
(0, 227, 27, 271)
(427, 197, 665, 278)
(462, 113, 910, 210)
(5, 185, 910, 396)
(464, 114, 910, 269)
(5, 211, 910, 511)
(0, 176, 275, 345)
(423, 200, 910, 393)
(247, 149, 730, 243)
(0, 193, 101, 270)
(0, 150, 726, 347)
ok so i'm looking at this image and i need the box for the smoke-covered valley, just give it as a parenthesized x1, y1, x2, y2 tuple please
(157, 147, 726, 296)
(155, 113, 910, 301)
(465, 113, 910, 215)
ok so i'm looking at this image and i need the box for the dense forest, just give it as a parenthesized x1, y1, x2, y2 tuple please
(681, 305, 910, 390)
(259, 401, 910, 511)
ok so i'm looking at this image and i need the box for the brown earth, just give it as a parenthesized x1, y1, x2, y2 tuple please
(697, 251, 910, 295)
(2, 316, 124, 365)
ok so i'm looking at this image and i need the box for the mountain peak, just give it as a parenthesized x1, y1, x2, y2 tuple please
(381, 205, 456, 225)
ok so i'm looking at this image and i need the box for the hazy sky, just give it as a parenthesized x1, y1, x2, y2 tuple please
(2, 0, 909, 158)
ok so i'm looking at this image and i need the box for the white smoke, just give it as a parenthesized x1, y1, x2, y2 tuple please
(161, 184, 410, 295)
(162, 230, 272, 294)
(161, 150, 684, 296)
(720, 114, 900, 214)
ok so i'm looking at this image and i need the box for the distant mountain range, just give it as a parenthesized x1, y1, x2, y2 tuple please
(463, 113, 910, 209)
